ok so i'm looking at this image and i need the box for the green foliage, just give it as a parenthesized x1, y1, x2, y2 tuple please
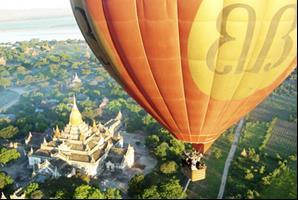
(30, 190, 44, 199)
(260, 168, 297, 199)
(159, 178, 186, 199)
(25, 183, 39, 198)
(244, 172, 254, 180)
(247, 148, 260, 163)
(0, 148, 21, 164)
(104, 188, 122, 199)
(0, 125, 19, 139)
(145, 135, 160, 149)
(128, 174, 145, 197)
(169, 139, 185, 157)
(0, 77, 12, 88)
(259, 118, 277, 150)
(246, 189, 260, 199)
(139, 186, 160, 199)
(160, 161, 178, 175)
(0, 172, 13, 190)
(288, 154, 297, 161)
(41, 176, 85, 199)
(73, 185, 104, 199)
(128, 174, 185, 199)
(154, 142, 169, 159)
(54, 190, 66, 199)
(259, 166, 266, 174)
(213, 148, 222, 160)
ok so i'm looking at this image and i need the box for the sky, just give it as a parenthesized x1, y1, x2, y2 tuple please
(0, 0, 71, 10)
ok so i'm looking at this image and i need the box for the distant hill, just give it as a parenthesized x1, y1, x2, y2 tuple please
(0, 9, 73, 22)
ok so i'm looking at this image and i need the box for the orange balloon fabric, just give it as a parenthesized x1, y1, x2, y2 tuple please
(71, 0, 297, 153)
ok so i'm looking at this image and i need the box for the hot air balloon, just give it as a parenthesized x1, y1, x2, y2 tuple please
(71, 0, 296, 165)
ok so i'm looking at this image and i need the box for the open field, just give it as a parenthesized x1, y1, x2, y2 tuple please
(265, 119, 297, 158)
(249, 95, 297, 122)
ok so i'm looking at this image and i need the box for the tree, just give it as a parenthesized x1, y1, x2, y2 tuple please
(245, 172, 254, 180)
(30, 190, 44, 199)
(25, 183, 39, 198)
(0, 78, 12, 88)
(0, 172, 13, 190)
(139, 186, 161, 199)
(169, 139, 185, 157)
(160, 161, 178, 175)
(214, 148, 222, 159)
(55, 190, 66, 199)
(128, 174, 145, 197)
(105, 188, 122, 199)
(73, 185, 104, 199)
(246, 190, 260, 199)
(142, 114, 159, 132)
(159, 178, 186, 199)
(145, 135, 160, 149)
(0, 148, 21, 164)
(259, 166, 266, 174)
(0, 125, 19, 139)
(154, 142, 169, 159)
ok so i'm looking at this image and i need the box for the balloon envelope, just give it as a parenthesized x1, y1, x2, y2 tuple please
(71, 0, 297, 153)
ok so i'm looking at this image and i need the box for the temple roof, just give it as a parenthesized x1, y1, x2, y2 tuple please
(69, 96, 83, 126)
(106, 147, 126, 163)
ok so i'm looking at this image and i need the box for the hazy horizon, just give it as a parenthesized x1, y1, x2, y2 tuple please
(0, 2, 83, 43)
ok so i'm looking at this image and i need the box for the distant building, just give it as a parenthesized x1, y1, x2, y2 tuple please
(27, 96, 134, 177)
(72, 73, 82, 84)
(85, 50, 91, 59)
(0, 57, 6, 66)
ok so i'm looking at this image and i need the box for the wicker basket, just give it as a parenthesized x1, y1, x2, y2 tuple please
(182, 166, 207, 182)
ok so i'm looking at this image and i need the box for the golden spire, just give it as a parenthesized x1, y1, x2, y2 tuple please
(69, 96, 83, 126)
(92, 120, 97, 128)
(54, 125, 61, 138)
(79, 132, 85, 142)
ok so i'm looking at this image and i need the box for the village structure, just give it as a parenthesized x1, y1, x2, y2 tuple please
(0, 56, 6, 66)
(25, 96, 134, 178)
(71, 73, 82, 85)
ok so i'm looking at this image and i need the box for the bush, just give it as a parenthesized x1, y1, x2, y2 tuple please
(25, 183, 39, 198)
(245, 172, 254, 180)
(154, 142, 169, 159)
(0, 172, 13, 190)
(73, 185, 104, 199)
(145, 135, 160, 149)
(160, 161, 178, 174)
(214, 148, 222, 159)
(0, 148, 21, 164)
(0, 126, 19, 139)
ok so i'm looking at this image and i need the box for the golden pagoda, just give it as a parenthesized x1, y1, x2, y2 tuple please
(69, 96, 83, 126)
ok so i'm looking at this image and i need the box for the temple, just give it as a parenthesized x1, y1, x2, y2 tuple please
(72, 73, 82, 84)
(26, 96, 134, 177)
(0, 57, 6, 66)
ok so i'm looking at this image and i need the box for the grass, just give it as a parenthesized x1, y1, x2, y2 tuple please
(224, 118, 297, 199)
(260, 168, 297, 199)
(238, 121, 269, 151)
(0, 90, 19, 109)
(265, 119, 297, 158)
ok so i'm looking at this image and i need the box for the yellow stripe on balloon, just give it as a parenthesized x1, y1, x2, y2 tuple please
(188, 0, 297, 100)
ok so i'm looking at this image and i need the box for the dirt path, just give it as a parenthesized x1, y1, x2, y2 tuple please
(217, 118, 244, 199)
